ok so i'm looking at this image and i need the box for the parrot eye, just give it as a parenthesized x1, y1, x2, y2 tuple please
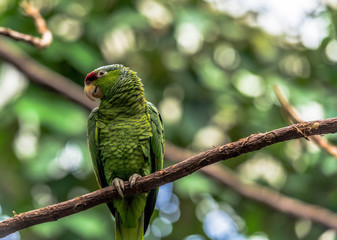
(97, 70, 107, 78)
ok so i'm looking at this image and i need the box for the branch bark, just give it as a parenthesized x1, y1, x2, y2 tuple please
(0, 1, 52, 49)
(165, 143, 337, 231)
(1, 118, 337, 237)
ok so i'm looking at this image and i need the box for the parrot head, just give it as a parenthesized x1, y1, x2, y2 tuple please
(84, 64, 133, 101)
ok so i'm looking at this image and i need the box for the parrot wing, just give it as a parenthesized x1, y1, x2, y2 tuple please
(143, 102, 165, 231)
(147, 102, 164, 172)
(87, 107, 116, 215)
(87, 103, 165, 230)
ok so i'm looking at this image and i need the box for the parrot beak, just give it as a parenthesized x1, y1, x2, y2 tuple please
(84, 84, 104, 101)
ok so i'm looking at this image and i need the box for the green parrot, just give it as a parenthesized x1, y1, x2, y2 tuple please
(84, 64, 164, 240)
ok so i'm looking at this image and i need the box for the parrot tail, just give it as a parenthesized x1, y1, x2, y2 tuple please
(115, 211, 144, 240)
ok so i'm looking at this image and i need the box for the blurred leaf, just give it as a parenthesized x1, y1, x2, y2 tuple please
(321, 156, 337, 176)
(62, 42, 101, 73)
(31, 221, 63, 239)
(13, 87, 87, 136)
(174, 173, 217, 198)
(2, 0, 337, 239)
(26, 137, 63, 181)
(61, 210, 109, 239)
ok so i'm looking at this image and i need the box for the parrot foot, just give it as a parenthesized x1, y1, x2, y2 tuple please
(112, 178, 125, 198)
(129, 173, 142, 189)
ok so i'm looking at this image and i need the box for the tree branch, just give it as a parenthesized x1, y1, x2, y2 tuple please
(0, 1, 52, 49)
(1, 118, 337, 237)
(165, 143, 337, 230)
(0, 39, 97, 110)
(274, 85, 337, 158)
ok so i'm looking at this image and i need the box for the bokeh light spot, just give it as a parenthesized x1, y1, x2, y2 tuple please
(203, 210, 238, 240)
(238, 153, 287, 189)
(100, 26, 135, 62)
(151, 217, 172, 238)
(214, 44, 240, 70)
(297, 101, 324, 121)
(137, 0, 172, 29)
(295, 219, 312, 239)
(176, 23, 203, 54)
(49, 15, 83, 41)
(233, 70, 265, 98)
(159, 97, 182, 124)
(184, 235, 206, 240)
(0, 64, 28, 109)
(325, 39, 337, 62)
(193, 125, 228, 150)
(318, 229, 337, 240)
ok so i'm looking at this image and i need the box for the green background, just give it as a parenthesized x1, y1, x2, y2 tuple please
(1, 0, 337, 239)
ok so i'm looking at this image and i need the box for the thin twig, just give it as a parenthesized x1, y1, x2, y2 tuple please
(0, 1, 52, 49)
(1, 118, 337, 237)
(274, 85, 337, 158)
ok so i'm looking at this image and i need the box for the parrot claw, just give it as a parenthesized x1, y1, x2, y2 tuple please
(112, 178, 125, 198)
(129, 173, 142, 189)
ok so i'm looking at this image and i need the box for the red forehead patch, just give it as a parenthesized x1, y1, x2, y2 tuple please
(84, 71, 97, 84)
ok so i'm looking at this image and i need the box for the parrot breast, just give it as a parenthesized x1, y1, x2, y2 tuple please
(97, 113, 152, 184)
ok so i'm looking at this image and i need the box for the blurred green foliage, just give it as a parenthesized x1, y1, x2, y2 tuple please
(1, 0, 337, 239)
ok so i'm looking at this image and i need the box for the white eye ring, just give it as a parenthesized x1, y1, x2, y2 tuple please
(97, 70, 107, 78)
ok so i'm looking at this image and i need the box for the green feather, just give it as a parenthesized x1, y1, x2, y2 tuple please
(86, 64, 164, 240)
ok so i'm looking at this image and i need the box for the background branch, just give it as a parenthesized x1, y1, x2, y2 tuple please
(0, 39, 96, 110)
(274, 85, 337, 158)
(0, 1, 52, 49)
(1, 117, 337, 237)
